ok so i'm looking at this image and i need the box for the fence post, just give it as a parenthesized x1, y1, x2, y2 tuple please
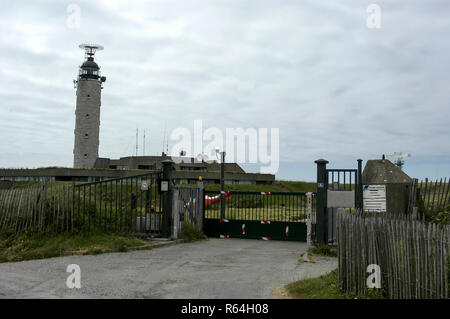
(171, 188, 179, 239)
(161, 160, 174, 238)
(197, 177, 204, 230)
(315, 159, 328, 245)
(71, 181, 75, 232)
(357, 159, 363, 210)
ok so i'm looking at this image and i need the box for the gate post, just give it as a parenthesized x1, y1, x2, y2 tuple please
(171, 188, 179, 240)
(197, 177, 204, 230)
(161, 160, 174, 238)
(357, 159, 363, 210)
(315, 159, 328, 245)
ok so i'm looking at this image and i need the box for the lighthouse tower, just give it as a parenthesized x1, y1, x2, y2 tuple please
(73, 44, 106, 168)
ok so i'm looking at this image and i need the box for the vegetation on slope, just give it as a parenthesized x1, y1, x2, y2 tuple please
(0, 232, 148, 263)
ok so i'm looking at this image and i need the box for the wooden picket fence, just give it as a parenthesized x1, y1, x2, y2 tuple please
(418, 178, 450, 214)
(337, 211, 449, 299)
(0, 182, 73, 234)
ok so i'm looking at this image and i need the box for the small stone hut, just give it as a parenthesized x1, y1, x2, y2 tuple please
(362, 159, 412, 214)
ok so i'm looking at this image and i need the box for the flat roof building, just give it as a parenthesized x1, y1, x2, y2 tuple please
(0, 155, 274, 185)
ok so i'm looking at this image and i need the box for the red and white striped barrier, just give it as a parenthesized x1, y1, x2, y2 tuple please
(285, 226, 289, 237)
(260, 237, 271, 241)
(220, 235, 230, 239)
(242, 224, 246, 235)
(220, 219, 229, 223)
(261, 192, 271, 195)
(260, 220, 271, 224)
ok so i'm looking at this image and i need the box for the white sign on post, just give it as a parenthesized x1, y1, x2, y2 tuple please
(363, 185, 386, 212)
(141, 180, 149, 191)
(160, 180, 169, 192)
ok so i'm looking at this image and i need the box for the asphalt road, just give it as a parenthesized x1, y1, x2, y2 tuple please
(0, 238, 337, 298)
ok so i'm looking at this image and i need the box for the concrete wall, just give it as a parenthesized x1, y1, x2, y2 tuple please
(73, 79, 102, 168)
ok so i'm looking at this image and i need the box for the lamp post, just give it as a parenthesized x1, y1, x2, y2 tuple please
(216, 148, 226, 219)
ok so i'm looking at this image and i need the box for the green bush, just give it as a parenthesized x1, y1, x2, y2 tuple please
(179, 223, 206, 242)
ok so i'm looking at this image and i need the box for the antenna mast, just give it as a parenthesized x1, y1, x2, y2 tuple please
(135, 129, 139, 157)
(143, 129, 146, 156)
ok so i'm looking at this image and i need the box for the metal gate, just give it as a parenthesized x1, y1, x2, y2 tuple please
(172, 186, 204, 239)
(315, 159, 363, 245)
(203, 191, 315, 241)
(72, 172, 163, 234)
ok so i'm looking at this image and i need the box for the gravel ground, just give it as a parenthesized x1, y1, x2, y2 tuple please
(0, 238, 337, 299)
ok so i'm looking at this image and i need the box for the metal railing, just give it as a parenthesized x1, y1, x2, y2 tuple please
(204, 190, 315, 223)
(72, 172, 162, 234)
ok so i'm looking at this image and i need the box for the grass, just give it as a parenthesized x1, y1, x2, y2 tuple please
(308, 245, 338, 257)
(0, 232, 149, 263)
(204, 183, 288, 192)
(285, 269, 384, 299)
(178, 223, 206, 242)
(286, 269, 347, 299)
(278, 181, 316, 193)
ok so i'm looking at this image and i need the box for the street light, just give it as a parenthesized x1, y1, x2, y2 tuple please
(215, 147, 226, 219)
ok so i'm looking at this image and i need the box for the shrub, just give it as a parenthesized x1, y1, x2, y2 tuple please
(179, 223, 206, 242)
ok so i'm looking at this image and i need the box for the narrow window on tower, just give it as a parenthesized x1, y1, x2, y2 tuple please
(83, 154, 88, 159)
(84, 133, 89, 139)
(86, 113, 89, 118)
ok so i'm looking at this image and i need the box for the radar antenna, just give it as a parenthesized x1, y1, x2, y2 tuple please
(79, 43, 104, 59)
(386, 152, 411, 170)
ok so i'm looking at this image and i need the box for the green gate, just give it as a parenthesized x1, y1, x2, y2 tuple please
(203, 191, 315, 241)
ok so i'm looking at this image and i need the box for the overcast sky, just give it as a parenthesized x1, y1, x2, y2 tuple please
(0, 0, 449, 181)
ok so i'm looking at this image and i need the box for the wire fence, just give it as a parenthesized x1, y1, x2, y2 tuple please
(337, 211, 449, 299)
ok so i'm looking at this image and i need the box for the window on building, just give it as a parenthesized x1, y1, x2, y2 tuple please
(138, 165, 155, 170)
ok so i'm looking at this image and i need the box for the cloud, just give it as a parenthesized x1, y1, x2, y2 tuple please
(0, 0, 449, 180)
